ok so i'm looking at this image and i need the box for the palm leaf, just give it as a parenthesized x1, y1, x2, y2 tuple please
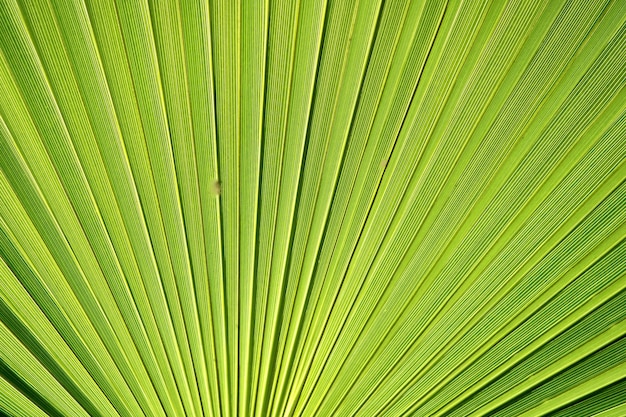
(0, 0, 624, 416)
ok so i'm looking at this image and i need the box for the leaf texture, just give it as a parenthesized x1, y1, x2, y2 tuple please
(0, 0, 624, 416)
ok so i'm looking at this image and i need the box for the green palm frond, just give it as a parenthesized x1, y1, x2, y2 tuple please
(0, 0, 625, 416)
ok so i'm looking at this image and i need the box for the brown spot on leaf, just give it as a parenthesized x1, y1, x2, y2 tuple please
(211, 180, 221, 196)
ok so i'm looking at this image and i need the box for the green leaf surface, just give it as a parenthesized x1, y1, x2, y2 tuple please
(0, 0, 624, 416)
